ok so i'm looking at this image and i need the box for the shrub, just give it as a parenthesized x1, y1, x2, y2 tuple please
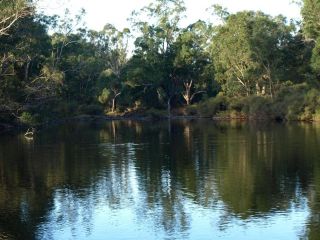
(246, 96, 273, 119)
(197, 96, 228, 117)
(184, 105, 198, 116)
(314, 108, 320, 121)
(52, 101, 78, 118)
(19, 112, 39, 126)
(77, 104, 103, 115)
(145, 108, 167, 119)
(272, 84, 308, 120)
(229, 98, 246, 112)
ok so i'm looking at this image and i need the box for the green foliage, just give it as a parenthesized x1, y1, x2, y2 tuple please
(211, 11, 295, 97)
(314, 107, 320, 121)
(0, 0, 31, 36)
(77, 104, 103, 115)
(19, 112, 39, 126)
(98, 88, 111, 105)
(236, 85, 320, 121)
(301, 0, 320, 78)
(1, 0, 320, 126)
(174, 21, 214, 105)
(301, 0, 320, 40)
(271, 84, 307, 120)
(311, 37, 320, 72)
(243, 96, 273, 118)
(197, 96, 228, 117)
(144, 108, 167, 119)
(51, 101, 78, 118)
(183, 83, 320, 121)
(183, 105, 198, 116)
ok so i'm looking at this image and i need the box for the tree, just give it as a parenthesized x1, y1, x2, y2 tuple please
(0, 13, 53, 118)
(301, 0, 320, 41)
(97, 24, 130, 112)
(130, 0, 186, 116)
(211, 10, 294, 97)
(131, 0, 186, 54)
(0, 0, 32, 36)
(98, 70, 123, 113)
(46, 9, 110, 103)
(301, 0, 320, 76)
(174, 21, 214, 105)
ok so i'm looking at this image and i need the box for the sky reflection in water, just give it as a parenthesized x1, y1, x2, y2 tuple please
(0, 120, 319, 239)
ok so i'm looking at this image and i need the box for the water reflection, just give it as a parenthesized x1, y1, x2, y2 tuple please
(0, 121, 319, 239)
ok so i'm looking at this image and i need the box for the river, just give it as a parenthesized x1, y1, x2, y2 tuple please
(0, 120, 319, 239)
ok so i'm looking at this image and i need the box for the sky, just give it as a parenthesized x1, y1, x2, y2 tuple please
(37, 0, 301, 31)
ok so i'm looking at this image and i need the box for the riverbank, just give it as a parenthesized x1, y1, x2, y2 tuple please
(0, 112, 317, 135)
(2, 82, 320, 134)
(0, 107, 317, 135)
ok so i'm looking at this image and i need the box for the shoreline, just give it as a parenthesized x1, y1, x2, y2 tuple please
(1, 112, 318, 135)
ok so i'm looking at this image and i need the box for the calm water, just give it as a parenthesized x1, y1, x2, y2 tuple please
(0, 120, 320, 240)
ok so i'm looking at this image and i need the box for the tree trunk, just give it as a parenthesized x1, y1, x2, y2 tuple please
(246, 87, 250, 97)
(269, 77, 273, 99)
(0, 54, 8, 81)
(263, 63, 273, 98)
(112, 98, 116, 113)
(184, 88, 191, 105)
(167, 97, 171, 118)
(24, 57, 31, 82)
(111, 91, 121, 113)
(182, 81, 192, 105)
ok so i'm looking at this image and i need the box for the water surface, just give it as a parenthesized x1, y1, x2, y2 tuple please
(0, 120, 319, 239)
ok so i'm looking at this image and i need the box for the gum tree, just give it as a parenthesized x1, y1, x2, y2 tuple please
(211, 10, 294, 97)
(130, 0, 186, 115)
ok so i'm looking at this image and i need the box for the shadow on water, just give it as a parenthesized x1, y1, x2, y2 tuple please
(0, 120, 320, 239)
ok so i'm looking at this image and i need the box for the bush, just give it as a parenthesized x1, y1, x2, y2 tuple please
(145, 108, 167, 119)
(225, 96, 272, 119)
(314, 108, 320, 121)
(229, 98, 246, 112)
(247, 96, 273, 119)
(272, 84, 308, 120)
(197, 95, 228, 117)
(62, 101, 78, 116)
(184, 105, 198, 116)
(77, 104, 103, 115)
(19, 112, 39, 126)
(183, 83, 320, 121)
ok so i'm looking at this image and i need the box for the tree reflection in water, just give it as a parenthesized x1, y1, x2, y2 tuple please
(0, 121, 319, 239)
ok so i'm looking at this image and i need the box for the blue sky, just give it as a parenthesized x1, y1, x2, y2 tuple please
(38, 0, 301, 31)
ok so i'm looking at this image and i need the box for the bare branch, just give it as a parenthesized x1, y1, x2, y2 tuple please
(0, 1, 32, 36)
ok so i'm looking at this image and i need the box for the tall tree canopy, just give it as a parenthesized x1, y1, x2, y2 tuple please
(211, 11, 294, 97)
(301, 0, 320, 75)
(0, 0, 32, 36)
(301, 0, 320, 41)
(0, 0, 320, 125)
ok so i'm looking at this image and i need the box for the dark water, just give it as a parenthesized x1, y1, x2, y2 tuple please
(0, 120, 320, 240)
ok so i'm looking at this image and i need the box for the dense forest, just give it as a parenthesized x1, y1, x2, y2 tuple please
(1, 0, 320, 130)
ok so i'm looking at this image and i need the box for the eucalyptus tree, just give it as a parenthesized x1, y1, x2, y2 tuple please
(301, 0, 320, 75)
(97, 24, 131, 112)
(0, 11, 53, 122)
(46, 9, 109, 103)
(49, 8, 86, 71)
(301, 0, 320, 41)
(58, 31, 104, 102)
(174, 20, 214, 105)
(0, 0, 32, 36)
(211, 10, 294, 97)
(130, 0, 186, 115)
(0, 0, 35, 96)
